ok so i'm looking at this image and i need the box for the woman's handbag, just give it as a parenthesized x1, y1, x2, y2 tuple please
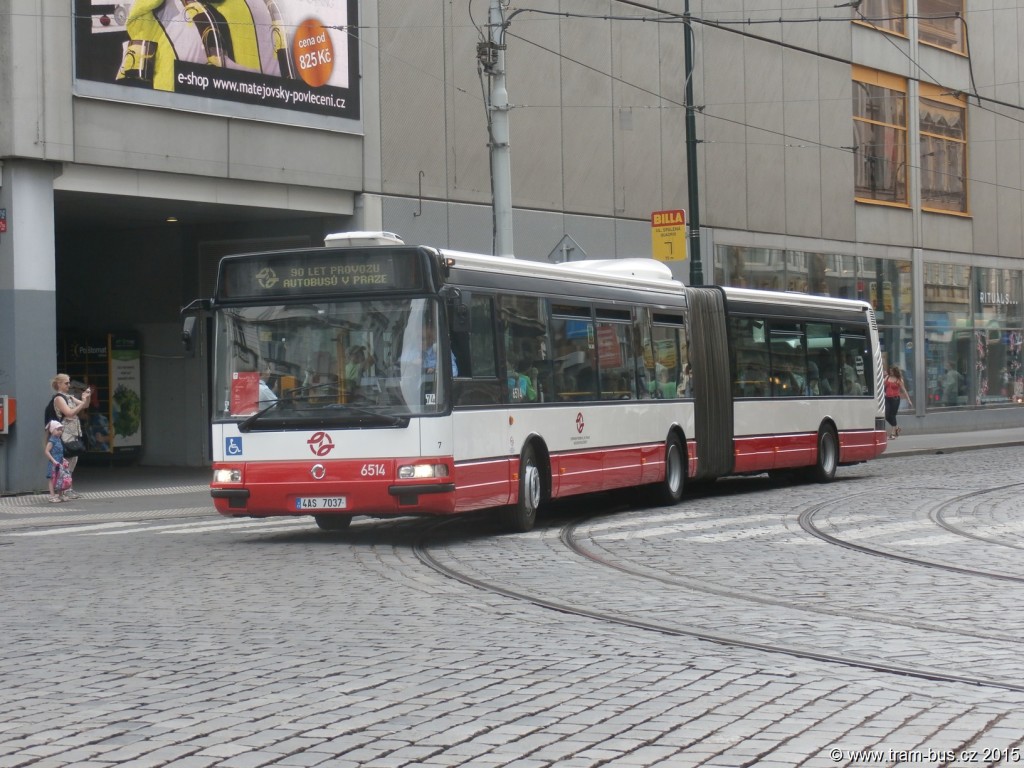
(61, 411, 87, 457)
(62, 436, 86, 457)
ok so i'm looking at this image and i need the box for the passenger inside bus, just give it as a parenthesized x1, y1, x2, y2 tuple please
(772, 362, 802, 396)
(816, 356, 837, 395)
(736, 356, 768, 397)
(840, 353, 862, 395)
(677, 363, 693, 397)
(507, 360, 537, 402)
(573, 363, 595, 398)
(805, 361, 821, 395)
(653, 364, 677, 399)
(344, 345, 375, 381)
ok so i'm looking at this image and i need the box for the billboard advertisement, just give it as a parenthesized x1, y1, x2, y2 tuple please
(74, 0, 360, 128)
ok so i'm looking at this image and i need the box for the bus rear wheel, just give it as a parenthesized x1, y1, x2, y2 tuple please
(810, 425, 838, 483)
(650, 433, 685, 505)
(315, 514, 352, 531)
(503, 444, 542, 533)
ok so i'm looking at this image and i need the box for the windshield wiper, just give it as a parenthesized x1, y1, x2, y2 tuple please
(238, 382, 343, 430)
(237, 385, 408, 431)
(321, 401, 407, 426)
(237, 397, 291, 432)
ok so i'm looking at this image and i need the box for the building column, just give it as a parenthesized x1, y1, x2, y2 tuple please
(0, 159, 59, 494)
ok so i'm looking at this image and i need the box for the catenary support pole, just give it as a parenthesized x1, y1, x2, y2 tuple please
(488, 0, 514, 258)
(684, 0, 703, 286)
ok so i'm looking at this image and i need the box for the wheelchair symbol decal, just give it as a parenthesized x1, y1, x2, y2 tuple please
(225, 437, 243, 456)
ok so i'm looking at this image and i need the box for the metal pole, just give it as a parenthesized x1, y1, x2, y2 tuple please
(683, 0, 703, 286)
(488, 0, 514, 257)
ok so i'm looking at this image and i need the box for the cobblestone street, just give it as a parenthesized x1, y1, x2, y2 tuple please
(2, 444, 1024, 767)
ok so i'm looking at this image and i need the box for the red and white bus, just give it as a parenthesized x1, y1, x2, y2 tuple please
(187, 233, 886, 532)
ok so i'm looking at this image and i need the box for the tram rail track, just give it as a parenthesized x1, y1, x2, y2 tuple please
(413, 512, 1024, 695)
(931, 482, 1024, 552)
(799, 483, 1024, 584)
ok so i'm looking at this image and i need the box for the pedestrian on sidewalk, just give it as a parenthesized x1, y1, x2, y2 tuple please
(49, 374, 90, 499)
(44, 420, 70, 503)
(884, 365, 912, 438)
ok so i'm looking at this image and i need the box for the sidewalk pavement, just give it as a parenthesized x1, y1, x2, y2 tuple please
(882, 425, 1024, 456)
(5, 426, 1023, 502)
(63, 426, 1024, 490)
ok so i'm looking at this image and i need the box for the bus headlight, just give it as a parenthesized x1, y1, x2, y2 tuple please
(398, 464, 449, 479)
(213, 468, 242, 483)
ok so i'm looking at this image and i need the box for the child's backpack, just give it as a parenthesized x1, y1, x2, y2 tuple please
(57, 461, 73, 492)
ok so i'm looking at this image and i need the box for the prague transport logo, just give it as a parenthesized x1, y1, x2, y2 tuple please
(576, 412, 585, 434)
(255, 267, 279, 289)
(307, 431, 334, 457)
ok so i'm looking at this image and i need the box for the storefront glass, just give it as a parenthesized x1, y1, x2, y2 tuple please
(860, 256, 915, 391)
(972, 268, 1023, 405)
(715, 246, 1024, 410)
(923, 264, 1024, 407)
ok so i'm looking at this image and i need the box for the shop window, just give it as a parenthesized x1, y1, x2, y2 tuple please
(973, 268, 1023, 404)
(923, 263, 971, 407)
(860, 256, 915, 389)
(715, 246, 784, 291)
(853, 67, 908, 206)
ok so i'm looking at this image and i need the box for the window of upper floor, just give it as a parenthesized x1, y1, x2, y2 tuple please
(857, 0, 906, 37)
(856, 0, 964, 54)
(919, 83, 967, 214)
(852, 68, 967, 215)
(853, 67, 908, 206)
(918, 0, 965, 54)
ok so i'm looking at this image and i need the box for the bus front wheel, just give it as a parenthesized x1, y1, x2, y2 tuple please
(503, 445, 542, 533)
(315, 514, 352, 531)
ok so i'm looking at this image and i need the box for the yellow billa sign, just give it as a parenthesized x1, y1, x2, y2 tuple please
(651, 209, 687, 262)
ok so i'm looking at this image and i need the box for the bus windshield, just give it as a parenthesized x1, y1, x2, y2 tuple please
(213, 297, 450, 425)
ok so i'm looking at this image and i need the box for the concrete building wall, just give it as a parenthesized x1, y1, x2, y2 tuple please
(5, 1, 1024, 491)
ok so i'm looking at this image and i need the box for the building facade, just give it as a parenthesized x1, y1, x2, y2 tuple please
(0, 0, 1020, 492)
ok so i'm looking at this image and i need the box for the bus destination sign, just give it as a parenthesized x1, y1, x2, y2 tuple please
(219, 250, 423, 300)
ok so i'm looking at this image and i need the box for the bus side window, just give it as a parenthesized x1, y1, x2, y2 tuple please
(768, 322, 806, 397)
(650, 318, 685, 399)
(596, 311, 634, 400)
(466, 296, 498, 378)
(806, 323, 835, 396)
(498, 295, 547, 404)
(730, 316, 770, 398)
(551, 307, 594, 401)
(840, 328, 871, 395)
(453, 295, 504, 407)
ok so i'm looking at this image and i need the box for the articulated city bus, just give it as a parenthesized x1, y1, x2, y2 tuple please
(186, 233, 886, 533)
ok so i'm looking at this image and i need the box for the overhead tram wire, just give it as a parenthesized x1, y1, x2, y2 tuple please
(609, 0, 1024, 117)
(520, 1, 1024, 195)
(501, 19, 1020, 201)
